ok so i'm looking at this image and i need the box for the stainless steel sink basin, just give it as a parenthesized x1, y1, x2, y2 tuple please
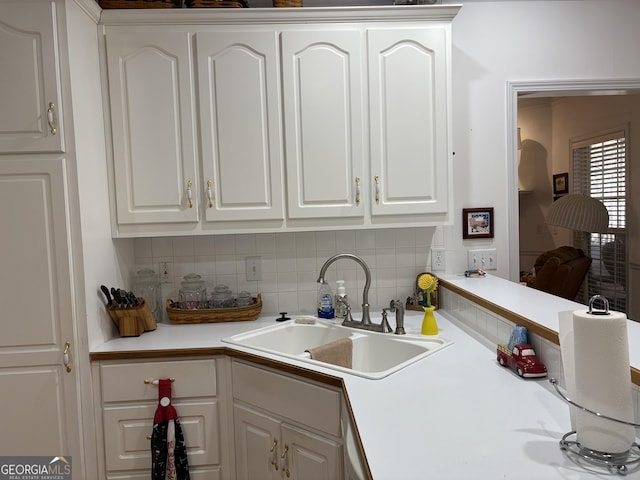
(222, 318, 452, 379)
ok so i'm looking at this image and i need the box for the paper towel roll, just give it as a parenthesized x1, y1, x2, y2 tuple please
(560, 308, 635, 454)
(558, 310, 577, 430)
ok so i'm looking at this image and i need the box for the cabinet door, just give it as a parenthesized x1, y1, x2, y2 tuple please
(105, 29, 198, 225)
(234, 404, 280, 480)
(368, 27, 450, 216)
(0, 1, 64, 153)
(0, 158, 82, 462)
(281, 30, 365, 219)
(281, 423, 343, 480)
(197, 31, 284, 222)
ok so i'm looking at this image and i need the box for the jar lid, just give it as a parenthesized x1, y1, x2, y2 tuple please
(181, 273, 205, 290)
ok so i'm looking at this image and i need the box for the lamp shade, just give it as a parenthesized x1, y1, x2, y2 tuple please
(545, 194, 609, 233)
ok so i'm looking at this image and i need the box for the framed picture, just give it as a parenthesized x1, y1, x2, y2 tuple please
(463, 207, 494, 239)
(553, 173, 569, 195)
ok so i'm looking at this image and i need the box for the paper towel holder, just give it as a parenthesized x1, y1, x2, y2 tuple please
(549, 378, 640, 475)
(588, 294, 610, 316)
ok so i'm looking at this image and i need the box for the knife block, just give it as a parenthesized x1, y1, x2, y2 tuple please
(107, 299, 157, 337)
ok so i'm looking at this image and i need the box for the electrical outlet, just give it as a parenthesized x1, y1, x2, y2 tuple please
(467, 249, 497, 271)
(246, 256, 262, 281)
(159, 261, 172, 284)
(431, 248, 446, 272)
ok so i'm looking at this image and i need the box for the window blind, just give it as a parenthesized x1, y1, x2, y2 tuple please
(572, 130, 627, 312)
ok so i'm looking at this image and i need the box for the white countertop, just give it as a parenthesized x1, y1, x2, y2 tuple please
(439, 273, 640, 371)
(91, 303, 640, 479)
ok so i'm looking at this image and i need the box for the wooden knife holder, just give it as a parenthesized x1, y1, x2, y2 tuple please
(107, 299, 157, 337)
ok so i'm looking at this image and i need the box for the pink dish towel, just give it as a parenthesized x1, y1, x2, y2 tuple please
(306, 337, 353, 369)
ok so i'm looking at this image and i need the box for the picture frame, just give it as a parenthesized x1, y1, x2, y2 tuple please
(462, 207, 494, 239)
(553, 172, 569, 195)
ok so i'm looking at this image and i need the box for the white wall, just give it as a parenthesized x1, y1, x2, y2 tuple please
(442, 0, 640, 280)
(67, 1, 135, 350)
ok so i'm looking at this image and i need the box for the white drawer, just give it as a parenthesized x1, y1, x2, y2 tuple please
(103, 400, 221, 471)
(100, 359, 217, 403)
(232, 360, 341, 437)
(107, 467, 222, 480)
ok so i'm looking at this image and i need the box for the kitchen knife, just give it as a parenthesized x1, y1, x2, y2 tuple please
(100, 285, 112, 306)
(111, 287, 124, 308)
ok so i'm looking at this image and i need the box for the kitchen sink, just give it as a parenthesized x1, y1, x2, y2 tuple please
(222, 318, 452, 379)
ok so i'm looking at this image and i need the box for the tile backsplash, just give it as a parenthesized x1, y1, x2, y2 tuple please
(133, 227, 439, 322)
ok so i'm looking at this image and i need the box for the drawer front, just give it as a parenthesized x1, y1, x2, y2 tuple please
(103, 400, 220, 471)
(107, 467, 222, 480)
(101, 359, 216, 402)
(232, 361, 341, 437)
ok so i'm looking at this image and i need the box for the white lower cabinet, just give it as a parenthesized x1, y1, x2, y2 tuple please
(93, 357, 230, 480)
(232, 360, 344, 480)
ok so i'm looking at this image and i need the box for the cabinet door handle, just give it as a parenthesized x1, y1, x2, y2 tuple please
(269, 439, 279, 471)
(355, 177, 361, 205)
(47, 102, 57, 135)
(280, 444, 290, 478)
(186, 180, 193, 208)
(63, 341, 72, 373)
(374, 175, 380, 204)
(206, 180, 214, 208)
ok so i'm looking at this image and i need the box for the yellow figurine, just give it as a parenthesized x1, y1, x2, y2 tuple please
(418, 273, 438, 335)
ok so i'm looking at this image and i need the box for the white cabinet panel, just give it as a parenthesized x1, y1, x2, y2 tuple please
(197, 31, 284, 222)
(368, 27, 450, 216)
(106, 29, 198, 224)
(0, 1, 63, 153)
(0, 158, 81, 460)
(282, 30, 365, 219)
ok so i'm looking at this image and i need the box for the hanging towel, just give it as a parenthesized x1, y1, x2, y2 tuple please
(151, 379, 190, 480)
(306, 337, 353, 368)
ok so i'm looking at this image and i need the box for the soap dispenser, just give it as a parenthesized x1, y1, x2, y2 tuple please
(335, 280, 348, 320)
(317, 282, 335, 319)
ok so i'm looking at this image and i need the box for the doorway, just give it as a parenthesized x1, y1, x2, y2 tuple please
(507, 80, 640, 316)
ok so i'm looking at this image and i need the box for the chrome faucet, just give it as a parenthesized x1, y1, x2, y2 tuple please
(389, 299, 405, 335)
(317, 253, 383, 331)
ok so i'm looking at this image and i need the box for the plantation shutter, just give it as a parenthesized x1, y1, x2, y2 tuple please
(571, 130, 627, 312)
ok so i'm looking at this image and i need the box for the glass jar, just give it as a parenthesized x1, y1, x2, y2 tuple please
(179, 273, 207, 309)
(210, 284, 234, 308)
(236, 290, 254, 307)
(133, 268, 161, 321)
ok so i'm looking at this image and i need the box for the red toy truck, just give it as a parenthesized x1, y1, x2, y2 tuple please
(497, 343, 547, 378)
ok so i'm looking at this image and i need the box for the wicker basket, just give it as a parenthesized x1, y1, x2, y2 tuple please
(166, 294, 262, 324)
(273, 0, 302, 6)
(100, 0, 179, 8)
(186, 0, 248, 6)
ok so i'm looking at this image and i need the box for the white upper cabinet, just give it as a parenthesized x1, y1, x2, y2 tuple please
(105, 29, 199, 225)
(281, 29, 365, 220)
(100, 6, 458, 236)
(368, 27, 450, 217)
(0, 1, 64, 153)
(196, 31, 284, 222)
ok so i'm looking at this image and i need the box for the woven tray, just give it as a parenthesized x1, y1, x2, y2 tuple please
(100, 0, 179, 8)
(166, 294, 262, 324)
(186, 0, 248, 6)
(273, 0, 302, 6)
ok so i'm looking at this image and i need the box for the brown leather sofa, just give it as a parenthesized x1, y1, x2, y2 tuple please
(529, 246, 592, 300)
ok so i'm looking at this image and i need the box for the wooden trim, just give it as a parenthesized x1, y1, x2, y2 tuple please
(439, 278, 640, 386)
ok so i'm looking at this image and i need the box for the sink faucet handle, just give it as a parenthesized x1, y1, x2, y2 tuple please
(380, 309, 393, 333)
